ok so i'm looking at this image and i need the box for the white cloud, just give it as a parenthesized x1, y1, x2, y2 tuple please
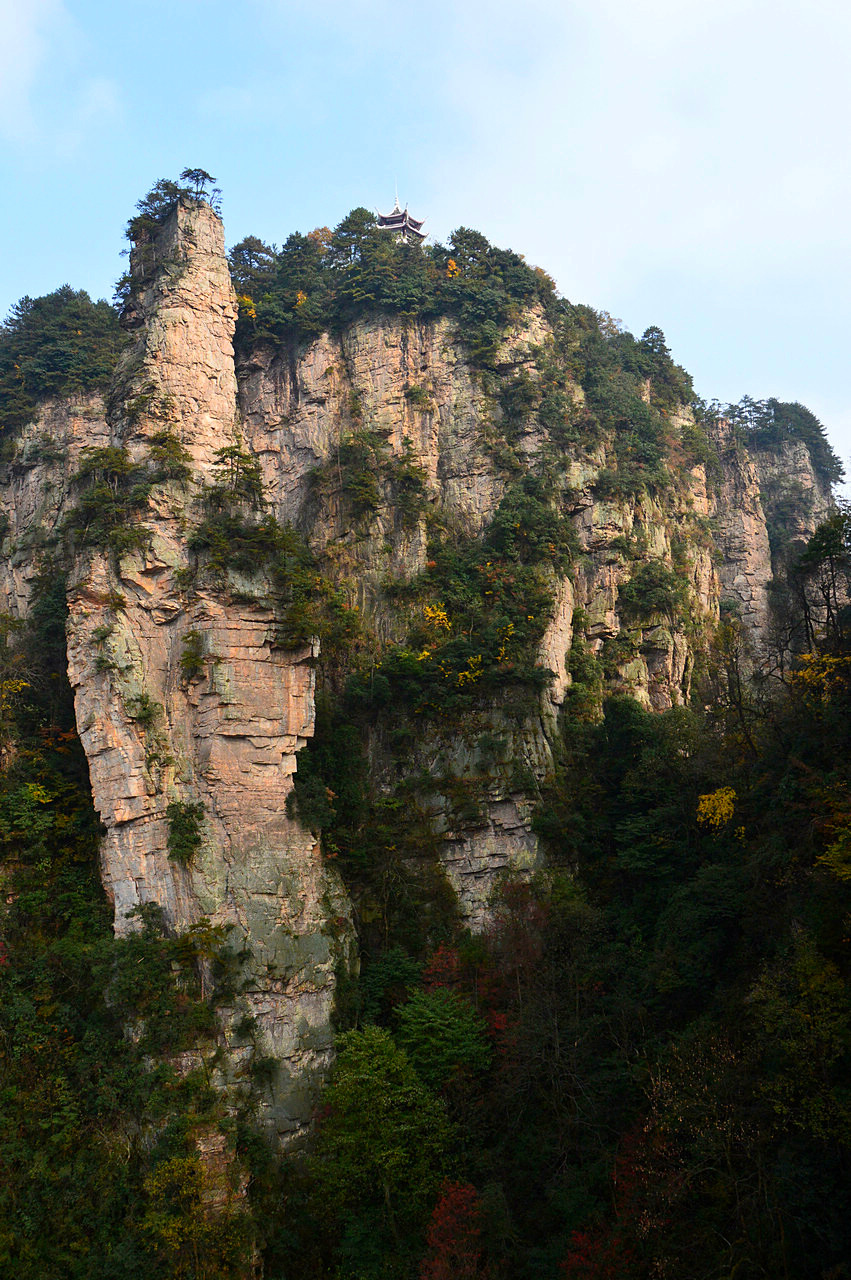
(419, 0, 851, 294)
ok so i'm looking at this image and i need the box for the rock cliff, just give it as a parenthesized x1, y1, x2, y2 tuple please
(0, 196, 834, 1130)
(0, 202, 353, 1141)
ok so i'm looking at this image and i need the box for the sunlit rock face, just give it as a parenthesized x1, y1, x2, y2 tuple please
(0, 201, 353, 1141)
(0, 196, 832, 1094)
(234, 297, 723, 919)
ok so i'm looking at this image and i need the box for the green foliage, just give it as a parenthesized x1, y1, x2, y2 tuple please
(147, 430, 193, 482)
(540, 309, 696, 496)
(63, 438, 190, 557)
(520, 638, 851, 1279)
(336, 430, 382, 516)
(618, 559, 689, 624)
(404, 382, 433, 409)
(727, 395, 844, 485)
(141, 1154, 249, 1279)
(203, 442, 265, 513)
(188, 510, 280, 578)
(309, 1026, 452, 1276)
(751, 931, 851, 1145)
(0, 592, 256, 1279)
(166, 799, 205, 866)
(188, 502, 337, 649)
(330, 475, 576, 725)
(229, 211, 555, 367)
(386, 441, 429, 529)
(680, 412, 721, 474)
(357, 947, 423, 1026)
(396, 989, 491, 1091)
(0, 286, 126, 433)
(126, 169, 221, 243)
(309, 430, 430, 532)
(187, 443, 328, 637)
(125, 690, 162, 727)
(180, 629, 206, 681)
(486, 473, 577, 568)
(288, 469, 580, 974)
(788, 507, 851, 652)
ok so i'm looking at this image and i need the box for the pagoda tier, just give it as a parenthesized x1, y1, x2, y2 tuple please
(377, 199, 426, 242)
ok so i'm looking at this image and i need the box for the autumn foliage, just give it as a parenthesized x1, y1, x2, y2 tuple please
(420, 1181, 485, 1280)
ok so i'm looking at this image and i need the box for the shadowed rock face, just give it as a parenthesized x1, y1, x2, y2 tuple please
(0, 198, 833, 1116)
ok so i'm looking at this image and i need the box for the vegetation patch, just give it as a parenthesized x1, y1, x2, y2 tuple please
(0, 286, 127, 434)
(725, 395, 843, 486)
(0, 570, 256, 1279)
(166, 799, 205, 866)
(618, 558, 690, 625)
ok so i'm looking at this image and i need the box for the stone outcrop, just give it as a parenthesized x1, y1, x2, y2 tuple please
(0, 201, 355, 1142)
(236, 318, 723, 918)
(0, 394, 110, 613)
(706, 419, 832, 656)
(0, 195, 835, 1101)
(753, 438, 832, 566)
(707, 417, 775, 647)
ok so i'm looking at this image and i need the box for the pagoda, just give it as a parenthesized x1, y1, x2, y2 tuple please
(376, 197, 426, 244)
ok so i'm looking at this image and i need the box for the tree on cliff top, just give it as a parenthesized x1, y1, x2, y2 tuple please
(727, 395, 843, 486)
(179, 167, 220, 205)
(126, 169, 221, 243)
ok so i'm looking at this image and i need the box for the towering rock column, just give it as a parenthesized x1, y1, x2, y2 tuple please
(710, 418, 774, 648)
(64, 199, 352, 1140)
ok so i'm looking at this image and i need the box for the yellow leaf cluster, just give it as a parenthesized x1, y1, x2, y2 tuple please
(817, 827, 851, 882)
(423, 604, 451, 631)
(496, 621, 515, 662)
(0, 677, 29, 714)
(697, 786, 736, 829)
(790, 652, 851, 703)
(456, 654, 483, 686)
(236, 294, 256, 320)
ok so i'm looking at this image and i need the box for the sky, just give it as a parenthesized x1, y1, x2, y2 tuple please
(1, 0, 850, 477)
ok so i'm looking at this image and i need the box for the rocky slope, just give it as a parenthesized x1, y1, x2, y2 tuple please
(0, 196, 833, 1132)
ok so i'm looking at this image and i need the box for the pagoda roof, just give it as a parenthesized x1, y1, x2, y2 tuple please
(377, 200, 426, 238)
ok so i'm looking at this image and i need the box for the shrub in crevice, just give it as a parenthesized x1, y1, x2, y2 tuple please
(166, 799, 205, 866)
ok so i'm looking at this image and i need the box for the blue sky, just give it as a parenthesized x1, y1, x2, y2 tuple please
(2, 0, 850, 476)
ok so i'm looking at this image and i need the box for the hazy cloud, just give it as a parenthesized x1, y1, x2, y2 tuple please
(0, 0, 67, 141)
(55, 76, 122, 158)
(0, 2, 121, 153)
